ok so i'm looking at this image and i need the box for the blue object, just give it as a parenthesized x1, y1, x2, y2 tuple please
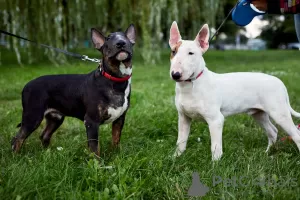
(294, 14, 300, 42)
(232, 0, 266, 26)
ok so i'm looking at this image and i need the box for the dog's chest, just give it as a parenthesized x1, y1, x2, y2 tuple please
(176, 87, 206, 120)
(102, 81, 131, 124)
(178, 99, 205, 120)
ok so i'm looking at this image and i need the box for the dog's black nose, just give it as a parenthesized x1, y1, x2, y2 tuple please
(172, 71, 181, 80)
(116, 40, 126, 48)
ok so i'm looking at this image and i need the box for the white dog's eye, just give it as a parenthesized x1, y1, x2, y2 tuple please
(189, 52, 194, 55)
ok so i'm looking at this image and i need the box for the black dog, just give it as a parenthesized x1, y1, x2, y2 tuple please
(11, 25, 136, 156)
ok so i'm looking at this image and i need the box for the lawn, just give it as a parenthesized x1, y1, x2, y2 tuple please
(1, 50, 300, 199)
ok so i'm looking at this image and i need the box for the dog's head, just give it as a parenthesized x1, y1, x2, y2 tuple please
(169, 21, 209, 82)
(91, 25, 136, 77)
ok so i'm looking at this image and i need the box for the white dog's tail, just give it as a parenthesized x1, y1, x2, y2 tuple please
(286, 89, 300, 118)
(290, 106, 300, 118)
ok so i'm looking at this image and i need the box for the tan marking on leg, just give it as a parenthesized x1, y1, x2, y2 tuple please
(12, 137, 24, 153)
(112, 124, 122, 146)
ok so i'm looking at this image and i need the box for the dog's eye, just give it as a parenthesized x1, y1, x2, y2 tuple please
(189, 52, 194, 55)
(172, 50, 176, 55)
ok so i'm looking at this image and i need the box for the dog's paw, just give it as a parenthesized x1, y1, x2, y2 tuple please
(211, 151, 223, 161)
(11, 137, 22, 152)
(212, 155, 222, 161)
(173, 149, 184, 158)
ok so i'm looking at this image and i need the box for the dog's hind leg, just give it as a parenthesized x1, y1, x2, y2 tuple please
(269, 109, 300, 152)
(252, 111, 278, 152)
(11, 89, 47, 152)
(11, 111, 44, 152)
(40, 110, 65, 148)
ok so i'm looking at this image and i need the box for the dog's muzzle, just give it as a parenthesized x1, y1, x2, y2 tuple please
(109, 47, 132, 61)
(116, 51, 128, 61)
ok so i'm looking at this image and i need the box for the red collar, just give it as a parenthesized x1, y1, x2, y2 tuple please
(99, 65, 132, 82)
(186, 70, 204, 82)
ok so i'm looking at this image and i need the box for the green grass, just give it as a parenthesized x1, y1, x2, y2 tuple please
(1, 50, 300, 199)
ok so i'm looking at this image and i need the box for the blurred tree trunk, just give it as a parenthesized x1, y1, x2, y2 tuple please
(7, 0, 23, 66)
(26, 0, 38, 64)
(0, 0, 224, 66)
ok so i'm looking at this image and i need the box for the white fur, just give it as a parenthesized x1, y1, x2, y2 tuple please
(170, 22, 300, 161)
(120, 63, 132, 75)
(104, 79, 131, 124)
(44, 108, 63, 120)
(170, 40, 205, 81)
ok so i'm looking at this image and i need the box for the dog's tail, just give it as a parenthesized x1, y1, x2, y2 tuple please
(285, 88, 300, 118)
(290, 106, 300, 118)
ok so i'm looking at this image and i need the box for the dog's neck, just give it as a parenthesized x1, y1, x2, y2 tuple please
(191, 66, 209, 81)
(97, 60, 131, 86)
(176, 66, 211, 87)
(101, 59, 122, 78)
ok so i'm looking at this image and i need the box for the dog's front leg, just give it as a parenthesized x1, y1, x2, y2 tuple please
(174, 112, 192, 157)
(112, 113, 126, 147)
(206, 114, 224, 161)
(84, 115, 100, 157)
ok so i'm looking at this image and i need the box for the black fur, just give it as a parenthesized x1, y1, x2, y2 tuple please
(11, 25, 136, 156)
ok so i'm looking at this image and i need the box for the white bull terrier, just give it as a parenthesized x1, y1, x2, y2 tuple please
(169, 21, 300, 161)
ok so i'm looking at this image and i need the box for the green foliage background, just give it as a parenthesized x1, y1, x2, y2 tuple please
(0, 0, 227, 65)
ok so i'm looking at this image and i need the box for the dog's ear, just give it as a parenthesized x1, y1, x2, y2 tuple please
(91, 28, 105, 50)
(169, 21, 182, 49)
(195, 24, 210, 54)
(125, 24, 136, 45)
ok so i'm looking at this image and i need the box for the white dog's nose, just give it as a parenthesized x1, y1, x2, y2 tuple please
(172, 71, 182, 80)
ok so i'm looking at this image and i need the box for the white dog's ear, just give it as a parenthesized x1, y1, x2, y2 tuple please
(169, 21, 182, 49)
(195, 24, 210, 54)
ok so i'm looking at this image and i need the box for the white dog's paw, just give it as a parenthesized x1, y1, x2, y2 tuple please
(173, 148, 184, 158)
(212, 150, 223, 161)
(265, 146, 270, 153)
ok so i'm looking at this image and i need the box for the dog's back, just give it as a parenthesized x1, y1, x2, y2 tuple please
(21, 73, 92, 119)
